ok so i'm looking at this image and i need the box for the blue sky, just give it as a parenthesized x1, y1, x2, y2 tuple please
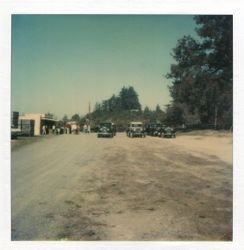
(11, 15, 197, 119)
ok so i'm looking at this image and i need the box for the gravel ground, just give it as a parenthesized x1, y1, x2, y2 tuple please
(11, 132, 232, 241)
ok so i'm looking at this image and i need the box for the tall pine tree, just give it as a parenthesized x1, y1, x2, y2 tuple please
(166, 15, 232, 128)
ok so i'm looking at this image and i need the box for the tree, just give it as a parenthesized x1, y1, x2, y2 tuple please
(119, 86, 141, 111)
(166, 15, 232, 128)
(94, 103, 102, 112)
(195, 15, 233, 128)
(93, 86, 141, 114)
(165, 104, 185, 126)
(155, 104, 166, 122)
(108, 94, 121, 112)
(155, 104, 161, 113)
(62, 115, 69, 123)
(144, 106, 150, 113)
(167, 35, 206, 115)
(71, 114, 80, 123)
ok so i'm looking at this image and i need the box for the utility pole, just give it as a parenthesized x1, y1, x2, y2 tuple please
(86, 102, 91, 133)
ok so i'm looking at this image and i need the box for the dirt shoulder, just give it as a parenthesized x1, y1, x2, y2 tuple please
(174, 130, 232, 164)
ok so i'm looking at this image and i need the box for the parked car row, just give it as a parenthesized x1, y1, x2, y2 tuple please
(96, 121, 176, 139)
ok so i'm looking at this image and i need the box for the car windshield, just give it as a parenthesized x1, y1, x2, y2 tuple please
(100, 123, 111, 128)
(165, 127, 173, 131)
(132, 124, 142, 127)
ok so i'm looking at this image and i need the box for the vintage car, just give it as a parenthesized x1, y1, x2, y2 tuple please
(11, 127, 22, 139)
(161, 126, 176, 138)
(97, 122, 116, 138)
(127, 121, 146, 138)
(146, 123, 166, 137)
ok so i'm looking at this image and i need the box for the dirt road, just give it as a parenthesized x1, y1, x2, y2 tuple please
(11, 132, 232, 241)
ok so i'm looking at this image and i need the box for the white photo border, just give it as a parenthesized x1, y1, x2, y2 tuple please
(0, 0, 243, 249)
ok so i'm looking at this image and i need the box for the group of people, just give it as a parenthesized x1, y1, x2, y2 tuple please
(42, 123, 91, 135)
(41, 124, 62, 135)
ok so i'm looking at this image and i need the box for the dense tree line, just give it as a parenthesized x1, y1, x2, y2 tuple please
(87, 86, 165, 131)
(166, 15, 233, 129)
(93, 86, 141, 113)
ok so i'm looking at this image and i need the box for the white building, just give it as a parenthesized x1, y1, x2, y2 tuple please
(19, 113, 57, 136)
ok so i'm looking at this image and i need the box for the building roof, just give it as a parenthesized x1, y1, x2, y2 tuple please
(20, 113, 58, 122)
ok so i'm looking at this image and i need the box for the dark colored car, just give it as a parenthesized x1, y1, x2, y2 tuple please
(145, 123, 156, 136)
(11, 128, 22, 139)
(162, 126, 176, 138)
(97, 122, 116, 138)
(146, 123, 166, 137)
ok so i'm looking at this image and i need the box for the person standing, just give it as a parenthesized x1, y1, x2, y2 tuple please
(52, 124, 56, 134)
(83, 124, 87, 133)
(42, 125, 46, 135)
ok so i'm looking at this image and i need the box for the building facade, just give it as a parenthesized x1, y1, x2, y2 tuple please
(19, 113, 57, 136)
